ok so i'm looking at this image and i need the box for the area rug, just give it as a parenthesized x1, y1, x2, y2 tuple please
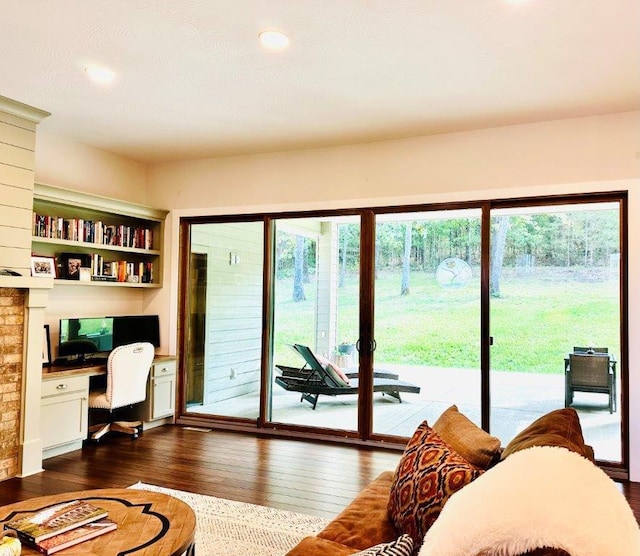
(129, 482, 330, 555)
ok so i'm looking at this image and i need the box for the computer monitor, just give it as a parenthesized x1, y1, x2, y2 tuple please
(111, 315, 160, 349)
(58, 317, 114, 361)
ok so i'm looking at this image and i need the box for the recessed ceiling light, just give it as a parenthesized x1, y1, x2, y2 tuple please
(85, 65, 115, 85)
(259, 30, 290, 51)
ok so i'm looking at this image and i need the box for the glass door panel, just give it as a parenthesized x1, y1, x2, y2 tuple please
(489, 202, 622, 463)
(372, 209, 482, 437)
(184, 221, 264, 420)
(269, 216, 360, 431)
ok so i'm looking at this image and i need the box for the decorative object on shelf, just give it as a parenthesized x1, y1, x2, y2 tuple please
(59, 253, 90, 280)
(42, 325, 51, 366)
(30, 256, 56, 278)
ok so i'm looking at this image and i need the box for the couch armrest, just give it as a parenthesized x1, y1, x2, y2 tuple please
(286, 536, 358, 556)
(317, 470, 398, 551)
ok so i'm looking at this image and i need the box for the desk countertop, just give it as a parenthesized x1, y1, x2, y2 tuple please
(42, 362, 106, 379)
(42, 354, 175, 379)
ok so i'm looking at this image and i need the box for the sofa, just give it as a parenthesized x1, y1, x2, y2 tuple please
(286, 406, 640, 556)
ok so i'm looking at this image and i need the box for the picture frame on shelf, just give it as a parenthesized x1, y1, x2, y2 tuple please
(60, 253, 90, 280)
(30, 256, 56, 278)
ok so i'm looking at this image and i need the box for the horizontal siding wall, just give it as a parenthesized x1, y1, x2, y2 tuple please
(191, 222, 264, 405)
(0, 109, 38, 274)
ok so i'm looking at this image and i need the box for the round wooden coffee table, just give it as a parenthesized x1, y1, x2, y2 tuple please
(0, 488, 196, 555)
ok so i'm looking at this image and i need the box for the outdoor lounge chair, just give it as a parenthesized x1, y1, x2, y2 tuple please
(275, 343, 421, 409)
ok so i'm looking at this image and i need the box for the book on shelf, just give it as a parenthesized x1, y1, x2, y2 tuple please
(34, 518, 117, 555)
(91, 275, 117, 282)
(3, 500, 108, 545)
(33, 211, 153, 250)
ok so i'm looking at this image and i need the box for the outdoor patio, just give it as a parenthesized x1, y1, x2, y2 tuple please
(187, 364, 621, 463)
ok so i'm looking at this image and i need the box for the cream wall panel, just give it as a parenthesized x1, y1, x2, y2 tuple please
(0, 246, 30, 272)
(0, 205, 31, 231)
(0, 227, 30, 248)
(35, 132, 149, 205)
(0, 121, 36, 150)
(0, 142, 35, 171)
(0, 184, 33, 212)
(0, 111, 37, 132)
(0, 163, 34, 189)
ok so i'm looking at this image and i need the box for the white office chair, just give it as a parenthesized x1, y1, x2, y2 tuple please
(88, 342, 155, 441)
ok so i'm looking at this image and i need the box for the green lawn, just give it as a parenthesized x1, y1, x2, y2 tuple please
(274, 269, 619, 374)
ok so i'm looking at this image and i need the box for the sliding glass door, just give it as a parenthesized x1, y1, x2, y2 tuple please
(183, 220, 264, 420)
(489, 201, 623, 463)
(371, 209, 482, 437)
(269, 216, 360, 432)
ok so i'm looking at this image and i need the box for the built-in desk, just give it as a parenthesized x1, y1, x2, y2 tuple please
(41, 355, 176, 459)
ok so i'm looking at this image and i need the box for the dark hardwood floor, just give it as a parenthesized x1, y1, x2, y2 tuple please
(1, 425, 639, 524)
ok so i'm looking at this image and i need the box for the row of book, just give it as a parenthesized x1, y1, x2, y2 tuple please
(88, 255, 154, 284)
(33, 213, 154, 251)
(3, 500, 116, 555)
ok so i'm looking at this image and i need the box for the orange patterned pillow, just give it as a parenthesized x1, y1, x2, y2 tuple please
(387, 422, 483, 549)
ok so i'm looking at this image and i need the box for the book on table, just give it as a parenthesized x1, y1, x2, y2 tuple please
(34, 518, 117, 555)
(3, 500, 108, 545)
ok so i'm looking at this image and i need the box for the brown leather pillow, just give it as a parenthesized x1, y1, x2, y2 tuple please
(501, 408, 591, 460)
(433, 405, 501, 469)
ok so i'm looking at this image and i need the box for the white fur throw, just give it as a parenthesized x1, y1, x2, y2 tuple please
(419, 446, 640, 556)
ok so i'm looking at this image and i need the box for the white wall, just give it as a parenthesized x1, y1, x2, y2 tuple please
(35, 132, 149, 204)
(147, 111, 639, 210)
(33, 111, 640, 479)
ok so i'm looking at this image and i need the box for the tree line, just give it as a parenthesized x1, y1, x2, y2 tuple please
(277, 209, 619, 300)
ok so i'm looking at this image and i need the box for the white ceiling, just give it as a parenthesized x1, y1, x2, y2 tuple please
(2, 0, 639, 163)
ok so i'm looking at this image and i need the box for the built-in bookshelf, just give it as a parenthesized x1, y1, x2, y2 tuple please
(32, 183, 168, 288)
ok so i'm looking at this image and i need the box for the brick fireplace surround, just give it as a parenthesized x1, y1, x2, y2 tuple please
(0, 288, 25, 479)
(0, 281, 52, 478)
(0, 288, 25, 480)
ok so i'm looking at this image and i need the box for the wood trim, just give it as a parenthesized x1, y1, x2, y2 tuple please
(480, 202, 491, 432)
(175, 219, 191, 419)
(359, 210, 375, 440)
(259, 216, 274, 427)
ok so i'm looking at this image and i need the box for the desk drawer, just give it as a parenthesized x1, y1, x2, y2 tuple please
(151, 360, 176, 379)
(42, 375, 89, 398)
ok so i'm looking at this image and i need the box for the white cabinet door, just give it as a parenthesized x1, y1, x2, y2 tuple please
(41, 375, 89, 450)
(149, 359, 176, 420)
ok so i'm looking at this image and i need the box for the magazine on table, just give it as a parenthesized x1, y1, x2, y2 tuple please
(34, 517, 117, 555)
(3, 500, 108, 544)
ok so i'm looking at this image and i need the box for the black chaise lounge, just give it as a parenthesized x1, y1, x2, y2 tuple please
(275, 343, 421, 409)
